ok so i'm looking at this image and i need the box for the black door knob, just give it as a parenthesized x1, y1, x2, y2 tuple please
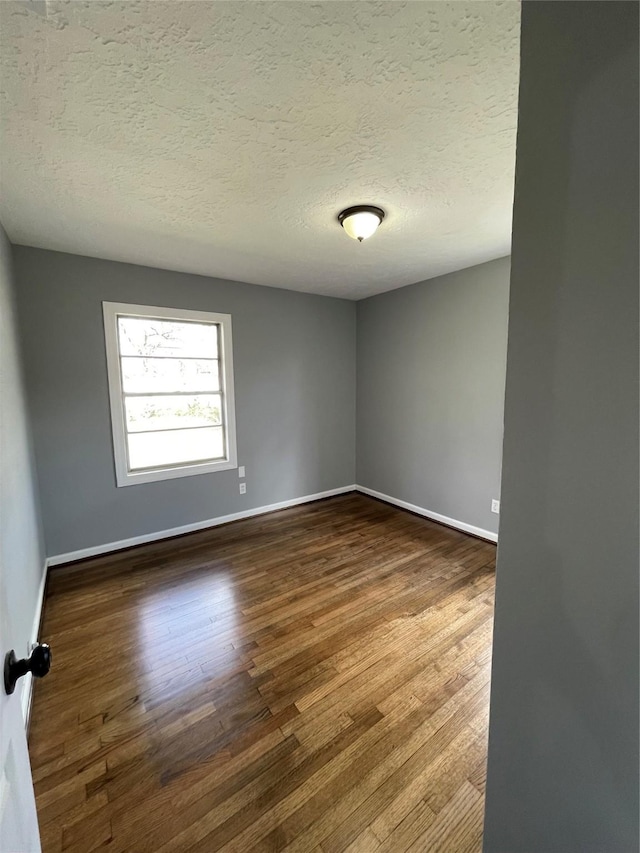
(4, 644, 51, 695)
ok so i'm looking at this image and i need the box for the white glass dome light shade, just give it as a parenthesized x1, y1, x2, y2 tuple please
(338, 205, 385, 242)
(342, 211, 380, 241)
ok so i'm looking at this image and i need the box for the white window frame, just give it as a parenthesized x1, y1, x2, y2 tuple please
(103, 301, 237, 487)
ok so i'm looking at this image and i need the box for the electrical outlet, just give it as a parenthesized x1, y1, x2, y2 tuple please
(238, 466, 245, 478)
(491, 499, 500, 514)
(239, 483, 246, 494)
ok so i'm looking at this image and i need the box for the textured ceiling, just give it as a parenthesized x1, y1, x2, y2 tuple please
(0, 1, 520, 299)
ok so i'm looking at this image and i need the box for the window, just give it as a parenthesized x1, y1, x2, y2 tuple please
(103, 302, 237, 486)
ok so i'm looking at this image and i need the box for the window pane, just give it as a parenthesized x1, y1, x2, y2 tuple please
(127, 427, 224, 470)
(125, 395, 222, 433)
(121, 358, 220, 393)
(118, 317, 218, 358)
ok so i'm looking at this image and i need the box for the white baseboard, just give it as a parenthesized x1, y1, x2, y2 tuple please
(21, 559, 48, 729)
(355, 485, 498, 543)
(46, 483, 496, 569)
(46, 485, 357, 568)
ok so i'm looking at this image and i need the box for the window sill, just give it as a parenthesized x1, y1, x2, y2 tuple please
(115, 458, 237, 487)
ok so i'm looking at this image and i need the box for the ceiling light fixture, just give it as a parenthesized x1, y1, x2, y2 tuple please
(338, 205, 385, 242)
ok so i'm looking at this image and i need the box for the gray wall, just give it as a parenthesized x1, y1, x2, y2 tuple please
(484, 2, 639, 851)
(0, 225, 45, 682)
(356, 257, 509, 537)
(13, 248, 356, 558)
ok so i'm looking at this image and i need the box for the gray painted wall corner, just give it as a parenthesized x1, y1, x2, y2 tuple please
(484, 2, 639, 850)
(356, 255, 510, 538)
(0, 223, 46, 681)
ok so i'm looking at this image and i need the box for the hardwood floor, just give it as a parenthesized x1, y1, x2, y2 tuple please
(29, 493, 496, 853)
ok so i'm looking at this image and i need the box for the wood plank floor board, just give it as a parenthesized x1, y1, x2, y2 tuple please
(271, 681, 491, 853)
(29, 494, 495, 852)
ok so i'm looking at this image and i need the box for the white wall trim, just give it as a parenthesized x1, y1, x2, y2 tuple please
(46, 485, 357, 567)
(46, 483, 497, 569)
(21, 559, 48, 729)
(355, 485, 498, 543)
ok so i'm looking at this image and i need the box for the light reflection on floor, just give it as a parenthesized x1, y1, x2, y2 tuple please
(136, 565, 240, 704)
